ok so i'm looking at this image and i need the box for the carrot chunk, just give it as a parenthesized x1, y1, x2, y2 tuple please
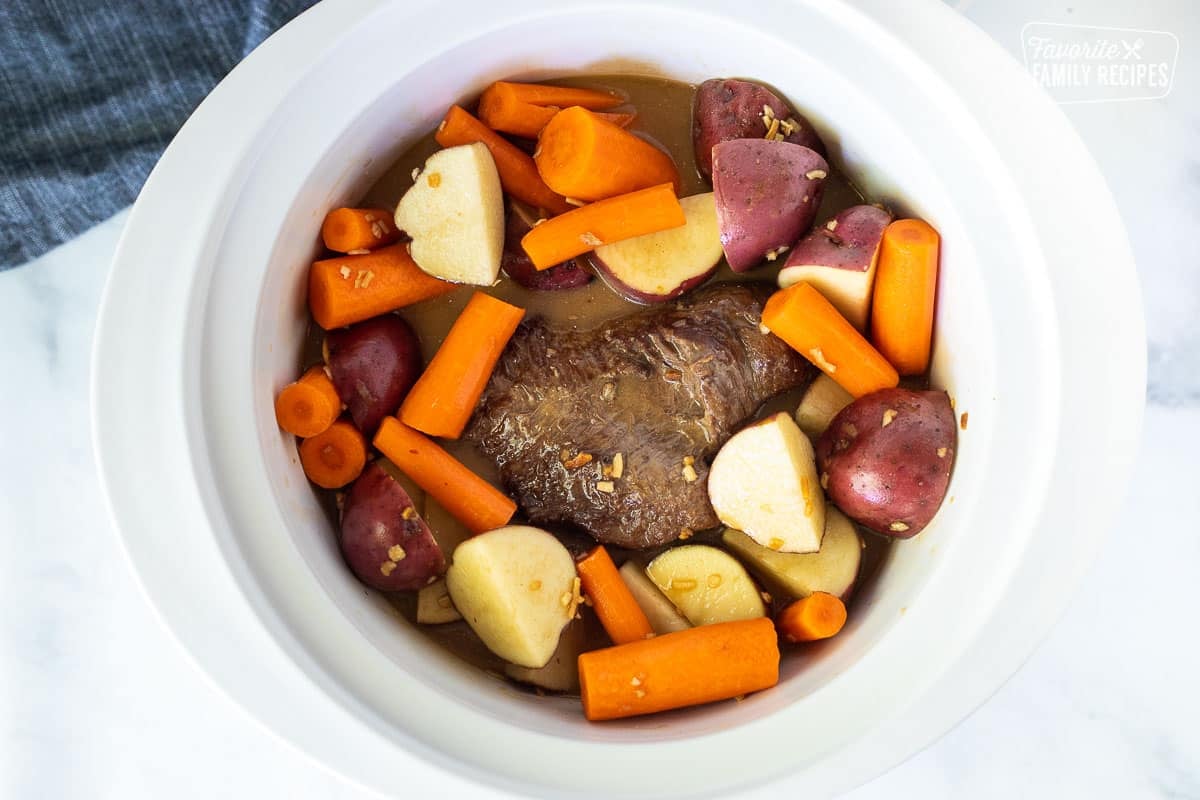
(761, 282, 899, 398)
(478, 81, 624, 139)
(274, 366, 342, 437)
(576, 547, 654, 645)
(535, 106, 680, 202)
(320, 207, 400, 253)
(308, 243, 455, 330)
(373, 417, 516, 535)
(298, 419, 367, 489)
(871, 219, 941, 375)
(435, 105, 572, 215)
(400, 292, 525, 440)
(520, 183, 685, 270)
(577, 618, 779, 721)
(777, 592, 847, 642)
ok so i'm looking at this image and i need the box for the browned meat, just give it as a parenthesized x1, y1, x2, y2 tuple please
(464, 282, 814, 549)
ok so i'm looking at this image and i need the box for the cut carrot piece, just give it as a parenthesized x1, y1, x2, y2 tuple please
(871, 219, 941, 375)
(535, 106, 679, 202)
(275, 366, 342, 437)
(761, 282, 899, 398)
(298, 419, 366, 489)
(577, 618, 779, 721)
(489, 81, 623, 111)
(400, 292, 525, 440)
(777, 592, 847, 642)
(478, 82, 627, 140)
(435, 105, 572, 216)
(308, 242, 456, 330)
(320, 207, 400, 253)
(373, 417, 516, 535)
(520, 183, 685, 271)
(576, 547, 654, 646)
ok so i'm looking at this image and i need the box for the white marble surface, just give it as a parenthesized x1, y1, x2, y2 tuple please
(2, 1, 1197, 797)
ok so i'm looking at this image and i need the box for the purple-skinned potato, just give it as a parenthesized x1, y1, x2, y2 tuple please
(712, 139, 828, 272)
(340, 462, 445, 591)
(325, 315, 421, 438)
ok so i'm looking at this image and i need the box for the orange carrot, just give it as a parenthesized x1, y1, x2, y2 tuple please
(576, 547, 654, 646)
(373, 417, 516, 535)
(435, 105, 572, 215)
(577, 618, 779, 721)
(535, 106, 680, 202)
(320, 207, 400, 253)
(400, 292, 525, 439)
(298, 419, 366, 489)
(871, 219, 941, 375)
(777, 592, 847, 642)
(275, 366, 342, 437)
(520, 183, 685, 270)
(478, 82, 626, 139)
(308, 242, 456, 330)
(761, 282, 899, 398)
(487, 81, 623, 111)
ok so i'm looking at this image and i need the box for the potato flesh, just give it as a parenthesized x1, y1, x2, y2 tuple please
(445, 525, 576, 668)
(416, 578, 461, 624)
(646, 545, 765, 626)
(708, 412, 826, 553)
(592, 193, 723, 298)
(617, 560, 691, 634)
(394, 142, 504, 285)
(721, 507, 862, 601)
(795, 374, 855, 439)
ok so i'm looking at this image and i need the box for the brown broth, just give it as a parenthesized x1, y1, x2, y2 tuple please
(306, 74, 891, 689)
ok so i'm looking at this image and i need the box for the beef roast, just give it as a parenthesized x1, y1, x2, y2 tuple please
(465, 283, 814, 549)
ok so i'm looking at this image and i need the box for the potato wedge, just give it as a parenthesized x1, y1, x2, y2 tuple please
(777, 205, 892, 331)
(722, 508, 863, 601)
(446, 525, 577, 668)
(795, 373, 854, 439)
(416, 578, 461, 624)
(817, 388, 956, 537)
(708, 412, 826, 554)
(646, 545, 765, 627)
(591, 193, 723, 303)
(617, 560, 691, 634)
(395, 142, 505, 285)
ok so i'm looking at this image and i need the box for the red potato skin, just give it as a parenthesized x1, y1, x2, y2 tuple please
(588, 253, 718, 305)
(816, 388, 956, 537)
(693, 78, 826, 181)
(325, 315, 422, 439)
(501, 203, 593, 290)
(340, 462, 445, 591)
(784, 205, 893, 271)
(712, 139, 828, 272)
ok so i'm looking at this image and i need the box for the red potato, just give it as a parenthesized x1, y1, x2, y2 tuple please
(325, 315, 422, 438)
(590, 192, 723, 303)
(816, 388, 957, 537)
(778, 205, 892, 331)
(692, 78, 826, 181)
(340, 462, 446, 591)
(711, 139, 828, 272)
(501, 201, 593, 291)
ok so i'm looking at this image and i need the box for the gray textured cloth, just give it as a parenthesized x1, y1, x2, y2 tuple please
(0, 0, 317, 269)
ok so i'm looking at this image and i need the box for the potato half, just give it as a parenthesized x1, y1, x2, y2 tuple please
(708, 411, 826, 553)
(646, 545, 765, 626)
(446, 525, 577, 668)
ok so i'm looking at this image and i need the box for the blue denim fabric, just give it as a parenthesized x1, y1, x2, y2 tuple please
(0, 0, 317, 268)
